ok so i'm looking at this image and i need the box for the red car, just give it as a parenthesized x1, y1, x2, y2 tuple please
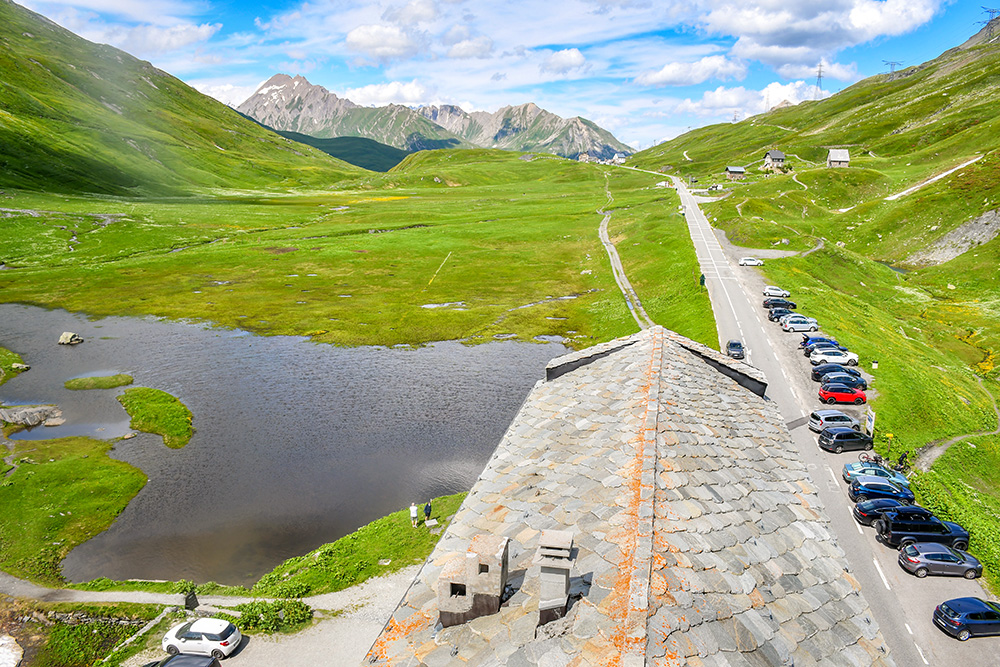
(819, 383, 867, 405)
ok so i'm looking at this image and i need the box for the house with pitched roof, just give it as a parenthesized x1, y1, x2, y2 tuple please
(364, 326, 895, 667)
(724, 165, 746, 181)
(764, 149, 785, 170)
(827, 149, 851, 168)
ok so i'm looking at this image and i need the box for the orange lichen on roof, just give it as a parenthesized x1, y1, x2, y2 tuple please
(365, 608, 433, 664)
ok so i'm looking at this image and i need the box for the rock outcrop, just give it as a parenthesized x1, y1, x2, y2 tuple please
(906, 208, 1000, 267)
(0, 634, 24, 667)
(0, 404, 62, 426)
(58, 331, 83, 345)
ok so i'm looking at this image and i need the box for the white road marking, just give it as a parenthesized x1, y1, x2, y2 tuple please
(826, 466, 838, 486)
(905, 624, 913, 635)
(873, 557, 891, 590)
(914, 643, 929, 665)
(856, 521, 863, 535)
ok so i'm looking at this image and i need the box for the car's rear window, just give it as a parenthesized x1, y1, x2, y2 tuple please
(902, 545, 918, 557)
(939, 603, 960, 620)
(219, 623, 237, 640)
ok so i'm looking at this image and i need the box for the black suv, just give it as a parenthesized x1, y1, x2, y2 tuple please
(876, 510, 970, 550)
(763, 298, 796, 309)
(726, 339, 745, 359)
(768, 307, 793, 322)
(811, 363, 862, 382)
(818, 426, 873, 453)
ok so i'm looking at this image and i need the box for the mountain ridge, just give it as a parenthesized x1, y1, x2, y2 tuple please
(238, 74, 632, 159)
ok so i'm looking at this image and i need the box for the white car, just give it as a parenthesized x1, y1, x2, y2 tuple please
(763, 286, 790, 297)
(739, 257, 764, 266)
(810, 349, 860, 366)
(162, 618, 242, 659)
(782, 316, 819, 332)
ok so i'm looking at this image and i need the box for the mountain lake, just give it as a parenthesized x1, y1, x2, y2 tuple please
(0, 304, 564, 585)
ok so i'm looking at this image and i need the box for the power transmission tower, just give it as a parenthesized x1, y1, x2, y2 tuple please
(982, 7, 1000, 41)
(883, 60, 903, 80)
(814, 62, 824, 100)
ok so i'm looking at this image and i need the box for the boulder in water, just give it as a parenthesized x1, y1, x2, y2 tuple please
(58, 332, 84, 345)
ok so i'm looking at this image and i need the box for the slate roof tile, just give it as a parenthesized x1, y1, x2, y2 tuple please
(364, 327, 895, 666)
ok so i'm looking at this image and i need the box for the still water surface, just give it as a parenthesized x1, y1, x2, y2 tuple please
(0, 304, 563, 585)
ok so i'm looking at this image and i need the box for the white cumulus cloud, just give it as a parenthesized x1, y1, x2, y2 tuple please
(383, 0, 438, 25)
(342, 79, 431, 106)
(193, 81, 263, 107)
(346, 24, 422, 60)
(636, 54, 746, 86)
(96, 22, 221, 54)
(447, 36, 494, 59)
(540, 48, 586, 74)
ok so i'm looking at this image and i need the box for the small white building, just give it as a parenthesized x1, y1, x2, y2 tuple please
(827, 149, 851, 168)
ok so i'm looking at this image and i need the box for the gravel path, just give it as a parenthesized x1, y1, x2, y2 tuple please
(915, 376, 1000, 471)
(1, 566, 419, 667)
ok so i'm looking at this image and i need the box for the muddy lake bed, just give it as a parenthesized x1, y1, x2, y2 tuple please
(0, 304, 563, 585)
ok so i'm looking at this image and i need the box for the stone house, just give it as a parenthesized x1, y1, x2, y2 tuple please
(763, 149, 785, 170)
(724, 165, 746, 180)
(365, 326, 895, 667)
(827, 149, 851, 168)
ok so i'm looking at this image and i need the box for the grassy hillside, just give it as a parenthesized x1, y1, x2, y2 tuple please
(632, 25, 1000, 588)
(0, 0, 362, 195)
(273, 131, 410, 172)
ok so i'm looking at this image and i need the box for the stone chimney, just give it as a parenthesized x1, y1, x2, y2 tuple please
(437, 534, 510, 627)
(535, 529, 574, 626)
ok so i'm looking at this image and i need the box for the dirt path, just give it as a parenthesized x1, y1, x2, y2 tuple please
(885, 155, 984, 201)
(915, 376, 1000, 471)
(792, 174, 808, 190)
(598, 177, 655, 329)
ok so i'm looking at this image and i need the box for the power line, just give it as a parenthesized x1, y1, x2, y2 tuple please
(982, 7, 1000, 41)
(814, 62, 824, 100)
(883, 60, 903, 80)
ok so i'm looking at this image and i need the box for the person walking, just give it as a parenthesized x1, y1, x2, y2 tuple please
(410, 502, 418, 528)
(423, 499, 432, 525)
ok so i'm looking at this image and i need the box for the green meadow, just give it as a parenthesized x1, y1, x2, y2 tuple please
(0, 151, 712, 350)
(117, 387, 193, 449)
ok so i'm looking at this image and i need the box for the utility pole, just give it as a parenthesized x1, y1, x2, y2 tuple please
(883, 60, 903, 80)
(982, 7, 1000, 41)
(814, 62, 824, 100)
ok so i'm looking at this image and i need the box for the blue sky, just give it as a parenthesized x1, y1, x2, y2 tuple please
(20, 0, 990, 149)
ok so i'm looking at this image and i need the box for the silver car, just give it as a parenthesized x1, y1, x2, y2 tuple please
(808, 409, 860, 432)
(782, 316, 819, 332)
(763, 286, 790, 297)
(898, 542, 982, 579)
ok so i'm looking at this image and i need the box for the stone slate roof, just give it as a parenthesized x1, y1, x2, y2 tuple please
(827, 149, 850, 162)
(725, 166, 746, 173)
(364, 326, 895, 667)
(765, 150, 785, 160)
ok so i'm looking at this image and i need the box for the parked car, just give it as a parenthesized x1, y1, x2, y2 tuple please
(899, 543, 982, 579)
(842, 461, 909, 486)
(726, 339, 745, 359)
(934, 598, 1000, 640)
(768, 307, 794, 322)
(822, 373, 868, 391)
(162, 619, 242, 659)
(848, 476, 915, 504)
(852, 498, 914, 526)
(818, 426, 873, 453)
(763, 297, 796, 309)
(739, 257, 764, 266)
(810, 349, 860, 366)
(763, 286, 790, 297)
(803, 341, 847, 357)
(811, 363, 863, 382)
(800, 335, 840, 349)
(782, 316, 819, 333)
(808, 409, 860, 432)
(819, 383, 867, 405)
(143, 657, 222, 667)
(877, 509, 969, 549)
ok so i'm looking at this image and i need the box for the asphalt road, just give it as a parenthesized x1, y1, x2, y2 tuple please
(670, 177, 1000, 666)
